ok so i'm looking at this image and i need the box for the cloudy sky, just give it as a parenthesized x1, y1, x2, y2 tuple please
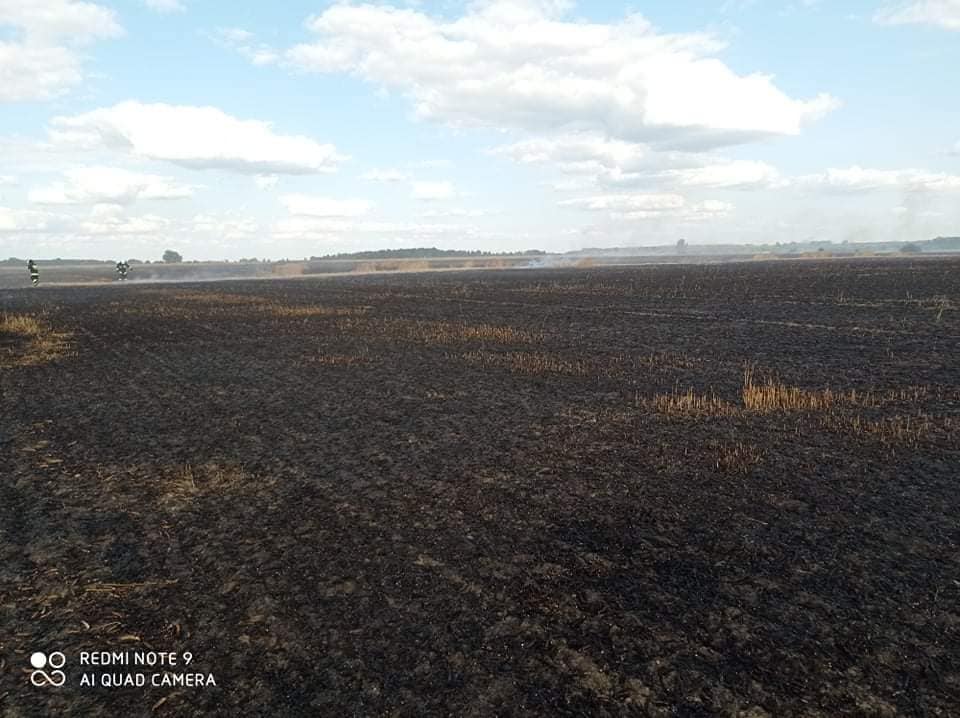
(1, 0, 958, 260)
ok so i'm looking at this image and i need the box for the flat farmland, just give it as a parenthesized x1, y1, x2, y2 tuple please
(2, 258, 959, 716)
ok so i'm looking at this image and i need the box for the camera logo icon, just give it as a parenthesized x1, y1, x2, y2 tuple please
(29, 652, 66, 687)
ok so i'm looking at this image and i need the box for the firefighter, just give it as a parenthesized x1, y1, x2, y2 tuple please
(116, 260, 130, 281)
(27, 259, 39, 286)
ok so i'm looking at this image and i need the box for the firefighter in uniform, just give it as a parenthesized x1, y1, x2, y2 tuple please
(27, 259, 39, 286)
(116, 260, 130, 281)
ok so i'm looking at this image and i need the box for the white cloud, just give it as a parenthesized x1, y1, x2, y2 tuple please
(272, 216, 476, 241)
(144, 0, 185, 13)
(492, 134, 654, 173)
(212, 27, 279, 66)
(254, 174, 279, 190)
(80, 204, 171, 235)
(0, 0, 122, 102)
(692, 199, 735, 217)
(493, 133, 783, 190)
(361, 168, 410, 182)
(541, 176, 596, 192)
(559, 193, 686, 213)
(283, 0, 837, 149)
(668, 160, 786, 189)
(874, 1, 960, 30)
(0, 176, 16, 186)
(798, 166, 960, 192)
(411, 181, 456, 200)
(0, 0, 121, 43)
(558, 192, 733, 221)
(421, 208, 492, 218)
(29, 167, 195, 205)
(0, 206, 69, 232)
(410, 159, 453, 170)
(49, 102, 347, 175)
(192, 213, 260, 239)
(281, 194, 373, 217)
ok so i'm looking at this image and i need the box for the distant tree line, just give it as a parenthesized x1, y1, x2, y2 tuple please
(310, 247, 547, 260)
(4, 237, 957, 267)
(926, 236, 960, 251)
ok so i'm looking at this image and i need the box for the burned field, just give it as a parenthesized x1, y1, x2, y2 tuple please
(2, 258, 959, 716)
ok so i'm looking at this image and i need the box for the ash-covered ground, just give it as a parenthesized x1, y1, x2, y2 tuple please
(2, 258, 959, 716)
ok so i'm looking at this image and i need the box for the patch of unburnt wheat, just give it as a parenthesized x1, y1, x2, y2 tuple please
(741, 369, 936, 414)
(511, 280, 627, 298)
(162, 463, 253, 508)
(304, 351, 374, 367)
(1, 313, 45, 336)
(267, 304, 371, 318)
(931, 295, 953, 323)
(170, 293, 371, 319)
(818, 413, 947, 446)
(424, 388, 469, 400)
(0, 312, 74, 367)
(335, 317, 542, 345)
(173, 292, 270, 306)
(645, 388, 737, 417)
(460, 350, 591, 376)
(714, 441, 764, 475)
(612, 350, 702, 372)
(742, 368, 841, 413)
(554, 645, 616, 698)
(418, 320, 541, 344)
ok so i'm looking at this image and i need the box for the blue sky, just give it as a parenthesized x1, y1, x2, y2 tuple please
(1, 0, 958, 260)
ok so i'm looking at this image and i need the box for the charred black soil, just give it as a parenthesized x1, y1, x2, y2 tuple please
(2, 258, 959, 716)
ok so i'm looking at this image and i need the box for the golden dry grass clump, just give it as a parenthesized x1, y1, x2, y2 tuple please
(0, 312, 73, 367)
